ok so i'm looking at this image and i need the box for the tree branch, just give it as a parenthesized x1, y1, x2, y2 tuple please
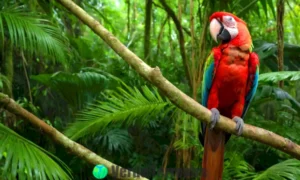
(0, 94, 148, 180)
(55, 0, 300, 162)
(152, 1, 191, 36)
(156, 15, 168, 59)
(159, 0, 192, 89)
(277, 0, 285, 88)
(21, 51, 33, 103)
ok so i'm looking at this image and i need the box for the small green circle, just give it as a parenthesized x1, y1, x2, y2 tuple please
(92, 165, 108, 179)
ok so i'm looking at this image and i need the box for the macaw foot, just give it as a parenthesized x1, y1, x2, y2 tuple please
(209, 108, 220, 130)
(233, 116, 244, 136)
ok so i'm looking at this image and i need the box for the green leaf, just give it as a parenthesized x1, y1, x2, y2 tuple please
(173, 109, 200, 150)
(259, 71, 300, 83)
(64, 85, 173, 140)
(0, 123, 72, 179)
(253, 40, 300, 71)
(223, 152, 256, 180)
(253, 159, 300, 180)
(253, 85, 300, 113)
(31, 71, 110, 110)
(92, 129, 132, 154)
(0, 6, 69, 63)
(0, 74, 11, 93)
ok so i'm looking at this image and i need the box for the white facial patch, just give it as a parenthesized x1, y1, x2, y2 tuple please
(225, 26, 238, 39)
(222, 16, 238, 40)
(223, 16, 236, 27)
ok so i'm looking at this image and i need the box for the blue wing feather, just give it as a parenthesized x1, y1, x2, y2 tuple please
(241, 67, 259, 118)
(202, 62, 215, 107)
(201, 50, 218, 107)
(199, 51, 218, 145)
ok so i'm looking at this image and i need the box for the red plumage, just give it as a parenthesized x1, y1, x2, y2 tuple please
(208, 45, 250, 119)
(201, 12, 259, 180)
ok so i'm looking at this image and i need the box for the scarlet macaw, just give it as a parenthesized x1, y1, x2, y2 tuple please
(199, 12, 259, 180)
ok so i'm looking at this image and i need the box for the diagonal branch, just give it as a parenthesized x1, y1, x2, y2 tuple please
(159, 0, 192, 89)
(54, 0, 300, 160)
(152, 1, 191, 36)
(21, 51, 33, 103)
(156, 15, 168, 57)
(0, 94, 148, 180)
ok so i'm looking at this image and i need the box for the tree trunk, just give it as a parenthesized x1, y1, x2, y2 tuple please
(144, 0, 152, 62)
(0, 40, 16, 128)
(1, 41, 13, 98)
(277, 0, 284, 88)
(159, 0, 192, 90)
(127, 0, 131, 33)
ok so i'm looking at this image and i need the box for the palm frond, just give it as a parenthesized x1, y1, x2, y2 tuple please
(252, 85, 300, 112)
(253, 159, 300, 180)
(92, 129, 132, 154)
(223, 152, 256, 180)
(64, 85, 173, 141)
(0, 6, 69, 63)
(259, 71, 300, 83)
(253, 40, 300, 71)
(31, 71, 110, 110)
(0, 123, 72, 180)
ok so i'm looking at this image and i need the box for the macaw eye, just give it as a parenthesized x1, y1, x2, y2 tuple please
(223, 16, 233, 21)
(223, 16, 236, 27)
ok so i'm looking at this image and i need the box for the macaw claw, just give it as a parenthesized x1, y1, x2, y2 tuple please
(209, 108, 220, 130)
(233, 116, 244, 136)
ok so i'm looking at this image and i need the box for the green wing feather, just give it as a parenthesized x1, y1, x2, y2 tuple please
(201, 51, 217, 107)
(200, 51, 218, 145)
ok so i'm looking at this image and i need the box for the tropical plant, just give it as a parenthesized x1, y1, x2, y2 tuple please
(0, 123, 72, 179)
(1, 0, 300, 179)
(0, 4, 69, 63)
(253, 159, 300, 180)
(64, 84, 173, 141)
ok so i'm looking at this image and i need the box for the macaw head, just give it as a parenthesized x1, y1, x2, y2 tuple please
(209, 12, 251, 47)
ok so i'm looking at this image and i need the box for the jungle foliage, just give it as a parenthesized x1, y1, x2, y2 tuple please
(0, 0, 300, 179)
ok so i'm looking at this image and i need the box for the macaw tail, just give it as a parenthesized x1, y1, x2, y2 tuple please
(201, 126, 226, 180)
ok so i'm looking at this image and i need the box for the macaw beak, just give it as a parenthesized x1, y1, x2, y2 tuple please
(209, 18, 231, 43)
